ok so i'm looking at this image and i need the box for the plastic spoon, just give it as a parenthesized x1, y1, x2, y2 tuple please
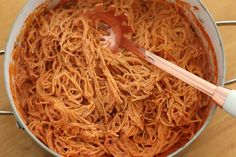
(86, 4, 236, 117)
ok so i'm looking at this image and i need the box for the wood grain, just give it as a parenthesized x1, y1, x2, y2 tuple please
(0, 0, 235, 157)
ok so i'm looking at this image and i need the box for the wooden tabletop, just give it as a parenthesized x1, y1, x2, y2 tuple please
(0, 0, 236, 157)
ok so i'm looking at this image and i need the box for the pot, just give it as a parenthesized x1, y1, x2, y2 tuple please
(0, 0, 236, 156)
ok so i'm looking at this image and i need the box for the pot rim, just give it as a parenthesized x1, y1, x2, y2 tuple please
(3, 0, 225, 157)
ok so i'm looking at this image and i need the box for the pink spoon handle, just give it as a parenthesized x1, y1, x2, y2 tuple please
(138, 48, 236, 116)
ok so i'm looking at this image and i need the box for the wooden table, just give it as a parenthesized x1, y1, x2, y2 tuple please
(0, 0, 236, 156)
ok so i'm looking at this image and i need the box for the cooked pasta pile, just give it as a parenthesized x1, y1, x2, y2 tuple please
(10, 0, 216, 156)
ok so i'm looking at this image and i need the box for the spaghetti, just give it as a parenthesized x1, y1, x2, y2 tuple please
(10, 0, 216, 156)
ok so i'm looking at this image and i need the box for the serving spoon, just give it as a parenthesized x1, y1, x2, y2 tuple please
(85, 4, 236, 117)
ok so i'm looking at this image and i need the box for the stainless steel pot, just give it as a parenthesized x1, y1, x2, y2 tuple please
(0, 0, 236, 156)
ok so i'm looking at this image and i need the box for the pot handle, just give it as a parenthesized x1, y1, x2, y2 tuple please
(0, 50, 14, 115)
(216, 21, 236, 85)
(0, 50, 5, 55)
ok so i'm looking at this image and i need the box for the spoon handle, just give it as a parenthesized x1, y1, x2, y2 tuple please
(139, 49, 236, 116)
